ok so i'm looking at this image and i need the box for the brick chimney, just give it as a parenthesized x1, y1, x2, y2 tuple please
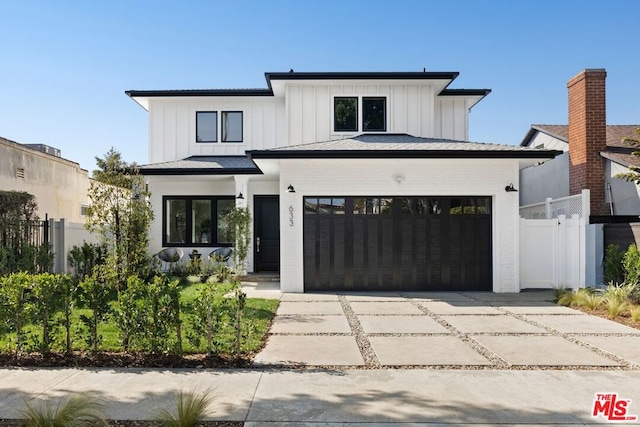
(567, 69, 607, 216)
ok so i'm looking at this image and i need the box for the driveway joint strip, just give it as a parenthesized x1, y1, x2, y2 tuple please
(404, 296, 511, 369)
(338, 295, 381, 368)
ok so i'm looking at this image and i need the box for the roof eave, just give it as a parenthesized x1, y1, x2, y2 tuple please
(248, 149, 561, 160)
(139, 168, 263, 176)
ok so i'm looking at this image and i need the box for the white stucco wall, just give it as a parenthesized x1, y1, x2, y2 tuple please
(0, 138, 91, 222)
(606, 160, 640, 215)
(519, 152, 570, 206)
(273, 158, 521, 293)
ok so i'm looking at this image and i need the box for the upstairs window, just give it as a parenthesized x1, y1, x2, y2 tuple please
(363, 97, 386, 131)
(334, 97, 357, 132)
(222, 111, 243, 142)
(196, 111, 218, 142)
(333, 96, 387, 133)
(196, 111, 243, 143)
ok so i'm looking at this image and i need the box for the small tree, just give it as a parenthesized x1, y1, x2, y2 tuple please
(85, 149, 154, 289)
(78, 268, 112, 352)
(225, 206, 251, 275)
(31, 273, 62, 353)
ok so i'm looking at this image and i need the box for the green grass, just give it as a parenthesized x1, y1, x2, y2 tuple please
(0, 282, 279, 356)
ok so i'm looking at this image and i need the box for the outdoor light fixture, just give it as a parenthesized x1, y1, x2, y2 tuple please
(236, 192, 244, 199)
(287, 184, 296, 193)
(505, 183, 518, 193)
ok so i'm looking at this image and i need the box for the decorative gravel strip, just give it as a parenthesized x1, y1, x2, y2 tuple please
(337, 295, 381, 368)
(405, 298, 510, 369)
(253, 363, 634, 371)
(267, 332, 352, 336)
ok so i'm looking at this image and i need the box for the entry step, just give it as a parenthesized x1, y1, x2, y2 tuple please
(239, 272, 281, 282)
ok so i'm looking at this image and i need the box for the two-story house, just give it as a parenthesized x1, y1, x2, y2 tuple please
(127, 71, 557, 293)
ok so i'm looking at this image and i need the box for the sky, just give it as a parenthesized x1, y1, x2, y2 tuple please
(1, 0, 639, 173)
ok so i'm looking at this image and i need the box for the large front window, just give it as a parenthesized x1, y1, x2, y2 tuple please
(164, 196, 234, 246)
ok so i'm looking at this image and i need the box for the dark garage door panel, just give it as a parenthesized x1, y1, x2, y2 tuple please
(303, 196, 492, 292)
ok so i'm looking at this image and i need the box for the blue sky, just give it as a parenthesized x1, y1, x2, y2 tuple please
(1, 0, 639, 172)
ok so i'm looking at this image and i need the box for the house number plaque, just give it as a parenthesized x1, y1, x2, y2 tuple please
(289, 205, 294, 227)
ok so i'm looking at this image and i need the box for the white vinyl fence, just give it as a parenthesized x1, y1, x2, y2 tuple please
(519, 215, 585, 289)
(47, 218, 100, 273)
(519, 189, 603, 289)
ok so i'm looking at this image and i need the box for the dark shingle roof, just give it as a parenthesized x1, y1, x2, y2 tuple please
(138, 156, 261, 175)
(524, 124, 640, 148)
(248, 134, 559, 160)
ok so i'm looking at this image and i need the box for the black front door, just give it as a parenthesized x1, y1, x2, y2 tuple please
(254, 195, 280, 272)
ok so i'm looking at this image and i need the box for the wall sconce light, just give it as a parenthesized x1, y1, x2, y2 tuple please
(287, 184, 296, 193)
(505, 183, 518, 193)
(236, 192, 244, 199)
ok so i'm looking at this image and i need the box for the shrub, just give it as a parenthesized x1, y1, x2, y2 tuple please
(603, 296, 627, 318)
(21, 393, 108, 427)
(604, 244, 622, 283)
(577, 292, 603, 311)
(30, 273, 63, 353)
(623, 244, 640, 285)
(77, 269, 113, 351)
(67, 242, 106, 281)
(630, 305, 640, 322)
(155, 389, 214, 427)
(0, 272, 31, 354)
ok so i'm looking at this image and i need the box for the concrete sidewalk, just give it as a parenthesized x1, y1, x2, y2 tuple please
(1, 367, 640, 425)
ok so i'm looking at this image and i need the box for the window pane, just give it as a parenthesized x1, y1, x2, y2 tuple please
(363, 97, 386, 131)
(429, 199, 442, 215)
(380, 198, 393, 214)
(366, 198, 379, 214)
(222, 111, 243, 142)
(400, 198, 414, 215)
(353, 198, 365, 214)
(332, 198, 345, 214)
(166, 199, 186, 243)
(191, 200, 212, 244)
(318, 198, 332, 214)
(450, 198, 463, 215)
(416, 198, 428, 214)
(305, 198, 318, 214)
(196, 112, 217, 142)
(216, 199, 234, 244)
(334, 97, 357, 132)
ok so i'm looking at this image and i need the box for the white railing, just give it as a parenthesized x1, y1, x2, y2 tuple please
(519, 189, 590, 219)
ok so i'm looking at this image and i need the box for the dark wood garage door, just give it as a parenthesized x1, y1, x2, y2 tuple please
(303, 196, 492, 292)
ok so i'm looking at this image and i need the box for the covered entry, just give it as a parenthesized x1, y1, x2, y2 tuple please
(303, 196, 492, 292)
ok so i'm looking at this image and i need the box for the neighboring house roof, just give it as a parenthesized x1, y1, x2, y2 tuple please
(248, 134, 560, 160)
(138, 156, 261, 175)
(520, 124, 640, 168)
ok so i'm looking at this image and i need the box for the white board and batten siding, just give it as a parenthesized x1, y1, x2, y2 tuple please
(285, 83, 468, 144)
(147, 97, 285, 164)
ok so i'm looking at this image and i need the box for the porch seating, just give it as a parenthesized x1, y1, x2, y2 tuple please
(157, 247, 184, 271)
(209, 247, 233, 267)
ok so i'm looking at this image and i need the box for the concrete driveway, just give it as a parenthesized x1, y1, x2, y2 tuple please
(255, 290, 640, 369)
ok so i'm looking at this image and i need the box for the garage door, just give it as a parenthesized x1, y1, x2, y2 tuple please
(303, 196, 492, 292)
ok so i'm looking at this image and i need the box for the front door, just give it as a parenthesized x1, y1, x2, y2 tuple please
(254, 195, 280, 272)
